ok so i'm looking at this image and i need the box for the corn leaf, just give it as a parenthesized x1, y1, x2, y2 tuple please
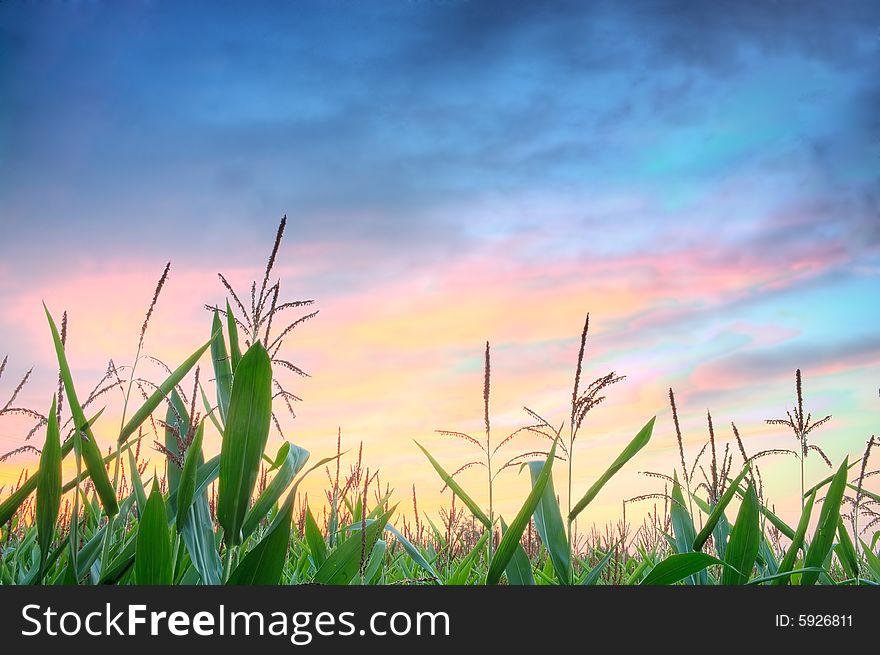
(211, 310, 233, 423)
(313, 508, 395, 585)
(721, 482, 760, 584)
(487, 438, 557, 584)
(118, 335, 216, 445)
(217, 342, 273, 546)
(241, 441, 309, 541)
(500, 517, 535, 586)
(802, 457, 848, 585)
(774, 490, 816, 585)
(227, 493, 295, 585)
(135, 481, 173, 584)
(36, 396, 62, 576)
(175, 421, 204, 531)
(528, 461, 571, 584)
(226, 300, 243, 373)
(693, 464, 751, 551)
(414, 440, 490, 528)
(569, 417, 655, 520)
(305, 507, 328, 568)
(641, 552, 729, 585)
(45, 305, 118, 516)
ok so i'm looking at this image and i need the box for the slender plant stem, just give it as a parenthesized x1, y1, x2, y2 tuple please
(222, 544, 237, 582)
(487, 455, 494, 563)
(800, 444, 805, 513)
(100, 343, 145, 575)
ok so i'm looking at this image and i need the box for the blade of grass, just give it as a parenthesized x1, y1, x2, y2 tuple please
(487, 438, 557, 584)
(36, 396, 62, 578)
(569, 417, 655, 521)
(383, 523, 440, 583)
(305, 507, 328, 568)
(528, 460, 571, 584)
(721, 481, 760, 584)
(227, 492, 294, 585)
(118, 334, 216, 445)
(217, 342, 273, 546)
(134, 481, 173, 584)
(45, 305, 118, 516)
(641, 552, 730, 585)
(802, 457, 848, 585)
(226, 300, 242, 373)
(774, 490, 816, 585)
(211, 310, 233, 423)
(582, 547, 616, 586)
(835, 517, 859, 580)
(693, 464, 751, 551)
(241, 442, 309, 541)
(414, 440, 490, 528)
(500, 518, 535, 586)
(313, 508, 396, 585)
(175, 422, 205, 531)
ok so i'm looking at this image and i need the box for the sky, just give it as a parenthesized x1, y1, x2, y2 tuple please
(1, 0, 878, 531)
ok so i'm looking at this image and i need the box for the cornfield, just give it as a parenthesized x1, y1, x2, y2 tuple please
(1, 218, 877, 586)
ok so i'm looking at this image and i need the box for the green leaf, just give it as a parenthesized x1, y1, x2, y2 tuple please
(847, 483, 880, 505)
(581, 547, 616, 586)
(135, 481, 173, 584)
(180, 494, 222, 585)
(722, 482, 760, 584)
(774, 490, 816, 585)
(98, 535, 137, 585)
(448, 530, 489, 585)
(669, 473, 706, 585)
(217, 342, 273, 546)
(693, 464, 751, 551)
(802, 457, 848, 585)
(118, 335, 216, 445)
(360, 539, 387, 584)
(528, 460, 571, 584)
(36, 396, 62, 576)
(241, 442, 309, 541)
(227, 493, 294, 585)
(500, 518, 535, 586)
(199, 383, 224, 435)
(163, 389, 189, 497)
(226, 300, 243, 373)
(641, 552, 729, 585)
(747, 567, 826, 585)
(211, 310, 233, 423)
(305, 507, 328, 568)
(383, 523, 439, 583)
(175, 422, 204, 531)
(127, 448, 148, 514)
(803, 460, 859, 498)
(859, 539, 880, 581)
(669, 473, 696, 555)
(487, 438, 557, 584)
(0, 480, 36, 527)
(625, 557, 653, 585)
(733, 484, 796, 541)
(414, 440, 490, 528)
(569, 417, 655, 520)
(313, 508, 396, 585)
(0, 409, 104, 526)
(835, 517, 859, 580)
(44, 304, 118, 516)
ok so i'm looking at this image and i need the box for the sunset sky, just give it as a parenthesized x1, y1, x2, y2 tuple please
(1, 1, 878, 530)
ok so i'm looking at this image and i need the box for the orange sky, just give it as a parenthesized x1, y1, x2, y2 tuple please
(2, 237, 878, 533)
